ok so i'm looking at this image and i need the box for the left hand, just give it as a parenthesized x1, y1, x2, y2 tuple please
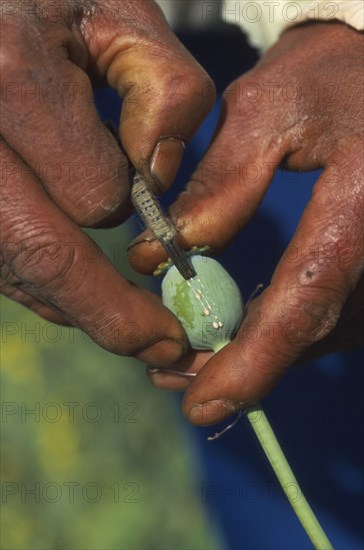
(0, 0, 215, 366)
(129, 22, 364, 424)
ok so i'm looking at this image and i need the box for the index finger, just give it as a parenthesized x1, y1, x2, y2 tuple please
(82, 0, 215, 191)
(182, 147, 364, 424)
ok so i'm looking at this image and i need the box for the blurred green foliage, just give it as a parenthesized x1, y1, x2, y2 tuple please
(1, 224, 223, 550)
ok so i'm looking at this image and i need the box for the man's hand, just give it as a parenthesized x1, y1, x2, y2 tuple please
(129, 22, 364, 423)
(0, 0, 215, 364)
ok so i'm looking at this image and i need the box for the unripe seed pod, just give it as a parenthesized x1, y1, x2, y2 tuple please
(162, 255, 244, 352)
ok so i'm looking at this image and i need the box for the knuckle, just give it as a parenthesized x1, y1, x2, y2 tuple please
(0, 30, 47, 116)
(0, 18, 44, 83)
(181, 70, 216, 110)
(4, 227, 77, 289)
(283, 279, 345, 346)
(85, 309, 145, 356)
(164, 69, 215, 114)
(282, 253, 349, 344)
(300, 298, 343, 343)
(63, 160, 129, 227)
(0, 18, 83, 107)
(71, 197, 123, 227)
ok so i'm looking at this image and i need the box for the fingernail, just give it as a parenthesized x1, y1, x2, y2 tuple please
(146, 368, 166, 388)
(147, 367, 160, 374)
(189, 399, 239, 425)
(126, 233, 156, 252)
(150, 138, 185, 192)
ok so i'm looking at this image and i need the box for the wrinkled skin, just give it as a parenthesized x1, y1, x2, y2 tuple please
(129, 22, 364, 425)
(0, 0, 215, 364)
(1, 1, 363, 427)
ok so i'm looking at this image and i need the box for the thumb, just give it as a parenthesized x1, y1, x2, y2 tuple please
(81, 0, 215, 192)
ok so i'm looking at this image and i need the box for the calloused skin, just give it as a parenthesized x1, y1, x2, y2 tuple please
(129, 22, 364, 425)
(0, 0, 215, 365)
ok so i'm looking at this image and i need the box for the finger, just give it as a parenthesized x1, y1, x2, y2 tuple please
(182, 148, 364, 424)
(128, 74, 292, 274)
(0, 142, 188, 365)
(0, 14, 130, 228)
(81, 0, 216, 192)
(147, 350, 212, 391)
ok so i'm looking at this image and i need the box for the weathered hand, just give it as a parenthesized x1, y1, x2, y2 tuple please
(0, 0, 215, 364)
(129, 22, 364, 422)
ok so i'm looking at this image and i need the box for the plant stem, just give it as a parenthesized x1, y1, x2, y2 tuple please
(246, 404, 333, 550)
(214, 339, 333, 549)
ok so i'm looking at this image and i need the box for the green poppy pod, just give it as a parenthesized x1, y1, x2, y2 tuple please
(162, 256, 244, 352)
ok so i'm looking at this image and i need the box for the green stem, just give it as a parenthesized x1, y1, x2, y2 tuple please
(246, 404, 333, 550)
(214, 339, 333, 550)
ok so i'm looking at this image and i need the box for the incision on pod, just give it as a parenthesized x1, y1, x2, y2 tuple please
(162, 255, 244, 352)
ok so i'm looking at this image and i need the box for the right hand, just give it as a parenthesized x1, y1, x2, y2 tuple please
(0, 0, 215, 365)
(128, 21, 364, 422)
